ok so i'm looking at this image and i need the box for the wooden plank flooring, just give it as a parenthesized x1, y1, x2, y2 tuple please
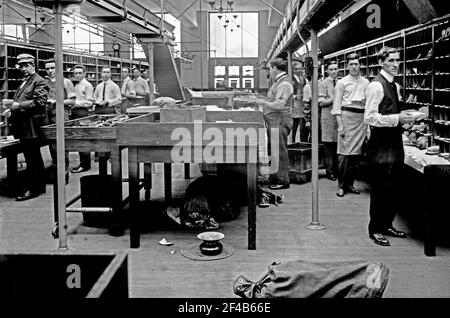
(0, 148, 449, 298)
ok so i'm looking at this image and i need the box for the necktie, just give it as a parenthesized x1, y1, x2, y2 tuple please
(333, 79, 336, 87)
(102, 82, 106, 101)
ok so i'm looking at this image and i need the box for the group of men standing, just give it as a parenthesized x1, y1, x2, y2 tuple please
(1, 53, 154, 201)
(256, 47, 416, 247)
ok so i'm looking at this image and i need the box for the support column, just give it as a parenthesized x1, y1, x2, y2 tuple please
(54, 1, 69, 248)
(287, 50, 293, 81)
(305, 29, 325, 231)
(147, 42, 155, 105)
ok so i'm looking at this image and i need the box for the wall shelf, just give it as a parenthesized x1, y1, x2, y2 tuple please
(324, 15, 450, 155)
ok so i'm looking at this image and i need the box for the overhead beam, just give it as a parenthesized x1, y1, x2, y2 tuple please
(89, 16, 127, 23)
(86, 0, 174, 34)
(148, 0, 199, 28)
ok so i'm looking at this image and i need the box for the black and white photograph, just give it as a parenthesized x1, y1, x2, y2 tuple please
(0, 0, 449, 303)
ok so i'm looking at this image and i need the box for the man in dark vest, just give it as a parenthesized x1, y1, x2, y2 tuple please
(255, 57, 294, 190)
(2, 53, 49, 201)
(364, 47, 415, 246)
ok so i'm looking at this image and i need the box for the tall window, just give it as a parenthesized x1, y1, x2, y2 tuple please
(62, 15, 103, 53)
(1, 25, 28, 41)
(214, 65, 226, 76)
(209, 12, 258, 58)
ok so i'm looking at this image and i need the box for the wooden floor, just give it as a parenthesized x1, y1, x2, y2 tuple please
(0, 148, 449, 298)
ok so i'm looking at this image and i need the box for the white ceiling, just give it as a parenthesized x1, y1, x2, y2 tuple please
(132, 0, 289, 27)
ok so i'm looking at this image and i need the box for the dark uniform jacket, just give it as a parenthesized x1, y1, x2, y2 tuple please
(10, 72, 49, 139)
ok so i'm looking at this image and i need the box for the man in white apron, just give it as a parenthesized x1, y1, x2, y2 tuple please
(332, 53, 369, 197)
(318, 61, 339, 181)
(364, 47, 415, 246)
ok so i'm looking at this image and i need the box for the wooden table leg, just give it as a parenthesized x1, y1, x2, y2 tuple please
(6, 152, 17, 196)
(129, 147, 140, 248)
(164, 163, 172, 202)
(423, 175, 436, 256)
(247, 162, 257, 250)
(109, 146, 124, 237)
(144, 163, 152, 201)
(184, 163, 190, 179)
(99, 153, 108, 176)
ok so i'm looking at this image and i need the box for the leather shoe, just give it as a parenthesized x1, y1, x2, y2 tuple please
(269, 184, 290, 190)
(370, 233, 390, 246)
(326, 174, 337, 181)
(346, 186, 360, 194)
(336, 188, 345, 197)
(16, 190, 38, 201)
(71, 166, 89, 173)
(384, 227, 406, 238)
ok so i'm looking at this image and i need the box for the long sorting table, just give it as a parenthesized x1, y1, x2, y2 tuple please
(41, 114, 159, 236)
(116, 110, 265, 249)
(403, 144, 450, 256)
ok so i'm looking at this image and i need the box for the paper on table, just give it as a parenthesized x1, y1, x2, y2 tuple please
(187, 88, 202, 98)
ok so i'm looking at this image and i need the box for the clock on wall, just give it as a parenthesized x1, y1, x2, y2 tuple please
(112, 43, 121, 52)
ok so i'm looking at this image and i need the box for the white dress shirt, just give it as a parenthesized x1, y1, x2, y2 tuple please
(74, 78, 94, 108)
(331, 74, 369, 115)
(94, 79, 121, 107)
(364, 70, 402, 127)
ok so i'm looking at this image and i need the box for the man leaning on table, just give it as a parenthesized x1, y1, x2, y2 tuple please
(364, 46, 415, 247)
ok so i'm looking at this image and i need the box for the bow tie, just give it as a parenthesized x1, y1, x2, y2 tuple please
(22, 77, 30, 82)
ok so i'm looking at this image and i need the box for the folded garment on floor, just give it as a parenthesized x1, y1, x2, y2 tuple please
(233, 259, 390, 298)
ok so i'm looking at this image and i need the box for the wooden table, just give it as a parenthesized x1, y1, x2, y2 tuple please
(41, 115, 130, 236)
(117, 110, 265, 249)
(0, 139, 20, 195)
(403, 145, 450, 256)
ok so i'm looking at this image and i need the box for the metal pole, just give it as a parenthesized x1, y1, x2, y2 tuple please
(305, 29, 325, 230)
(160, 0, 164, 35)
(199, 0, 203, 91)
(147, 42, 155, 105)
(54, 0, 69, 248)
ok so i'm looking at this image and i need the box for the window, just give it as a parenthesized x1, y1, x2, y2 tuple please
(214, 66, 226, 76)
(243, 65, 254, 77)
(209, 12, 258, 58)
(1, 25, 25, 41)
(62, 15, 103, 53)
(228, 66, 240, 76)
(214, 78, 226, 89)
(243, 78, 254, 89)
(131, 37, 146, 59)
(229, 78, 240, 89)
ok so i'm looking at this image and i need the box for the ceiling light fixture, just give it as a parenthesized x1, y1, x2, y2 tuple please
(208, 0, 234, 14)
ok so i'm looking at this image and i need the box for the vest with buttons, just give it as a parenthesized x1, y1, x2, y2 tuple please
(267, 74, 294, 114)
(367, 73, 404, 164)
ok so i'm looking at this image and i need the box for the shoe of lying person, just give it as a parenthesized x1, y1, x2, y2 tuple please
(259, 194, 270, 208)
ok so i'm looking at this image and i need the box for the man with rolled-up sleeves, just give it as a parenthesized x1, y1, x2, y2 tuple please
(364, 47, 415, 247)
(332, 53, 369, 197)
